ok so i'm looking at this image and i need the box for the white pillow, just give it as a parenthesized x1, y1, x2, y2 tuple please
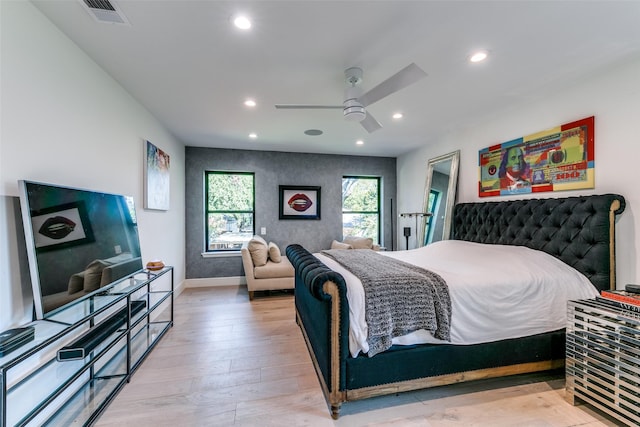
(268, 242, 282, 263)
(331, 240, 353, 250)
(248, 235, 269, 266)
(343, 236, 373, 249)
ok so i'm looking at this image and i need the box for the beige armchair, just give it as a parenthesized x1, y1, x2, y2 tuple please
(241, 236, 294, 300)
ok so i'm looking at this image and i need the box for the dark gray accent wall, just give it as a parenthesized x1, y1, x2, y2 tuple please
(186, 147, 396, 279)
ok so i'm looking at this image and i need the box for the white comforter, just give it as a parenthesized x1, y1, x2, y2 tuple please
(315, 240, 599, 357)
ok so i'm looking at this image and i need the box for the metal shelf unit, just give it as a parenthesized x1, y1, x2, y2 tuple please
(566, 299, 640, 426)
(0, 267, 173, 427)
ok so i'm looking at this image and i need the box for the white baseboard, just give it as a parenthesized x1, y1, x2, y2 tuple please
(184, 276, 247, 288)
(174, 279, 187, 297)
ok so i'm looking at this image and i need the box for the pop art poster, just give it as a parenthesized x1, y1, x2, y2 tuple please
(479, 116, 594, 197)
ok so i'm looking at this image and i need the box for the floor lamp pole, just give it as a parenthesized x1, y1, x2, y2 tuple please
(403, 227, 411, 250)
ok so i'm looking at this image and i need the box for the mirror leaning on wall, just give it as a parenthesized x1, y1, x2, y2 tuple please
(419, 150, 460, 247)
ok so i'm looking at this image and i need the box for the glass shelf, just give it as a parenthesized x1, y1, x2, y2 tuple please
(45, 293, 126, 326)
(1, 267, 173, 427)
(44, 342, 129, 427)
(130, 321, 171, 371)
(6, 357, 84, 426)
(0, 321, 66, 368)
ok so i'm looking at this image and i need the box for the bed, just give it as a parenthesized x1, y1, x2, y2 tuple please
(286, 194, 625, 419)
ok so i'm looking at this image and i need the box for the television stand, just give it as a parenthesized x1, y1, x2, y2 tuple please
(0, 266, 173, 427)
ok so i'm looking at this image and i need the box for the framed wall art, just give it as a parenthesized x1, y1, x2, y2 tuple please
(30, 201, 95, 252)
(279, 185, 321, 220)
(479, 116, 594, 197)
(144, 140, 170, 210)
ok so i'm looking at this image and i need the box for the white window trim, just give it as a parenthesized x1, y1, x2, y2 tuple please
(201, 251, 241, 258)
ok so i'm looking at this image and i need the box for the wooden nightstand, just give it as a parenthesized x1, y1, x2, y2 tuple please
(566, 298, 640, 426)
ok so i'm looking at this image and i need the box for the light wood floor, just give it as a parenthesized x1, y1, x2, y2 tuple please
(96, 286, 619, 427)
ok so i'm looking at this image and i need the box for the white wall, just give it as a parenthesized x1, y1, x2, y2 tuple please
(0, 1, 186, 329)
(398, 57, 640, 288)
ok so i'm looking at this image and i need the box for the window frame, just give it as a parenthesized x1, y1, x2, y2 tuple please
(341, 175, 381, 244)
(204, 171, 255, 252)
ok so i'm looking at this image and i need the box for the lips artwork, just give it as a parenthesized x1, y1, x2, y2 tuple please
(288, 193, 313, 212)
(280, 186, 321, 219)
(39, 216, 76, 239)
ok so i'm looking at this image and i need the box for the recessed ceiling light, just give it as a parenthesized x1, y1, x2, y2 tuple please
(469, 50, 488, 63)
(392, 113, 403, 120)
(233, 15, 252, 30)
(304, 129, 323, 136)
(244, 99, 256, 107)
(248, 133, 257, 139)
(356, 140, 364, 145)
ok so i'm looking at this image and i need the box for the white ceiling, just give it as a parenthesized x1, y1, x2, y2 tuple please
(32, 0, 640, 157)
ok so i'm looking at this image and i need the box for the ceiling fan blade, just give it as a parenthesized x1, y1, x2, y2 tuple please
(360, 112, 382, 133)
(358, 63, 427, 107)
(275, 104, 343, 109)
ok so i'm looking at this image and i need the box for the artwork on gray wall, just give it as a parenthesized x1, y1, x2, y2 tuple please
(279, 185, 321, 220)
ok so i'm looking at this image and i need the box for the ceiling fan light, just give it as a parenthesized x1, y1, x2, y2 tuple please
(343, 97, 366, 122)
(344, 106, 366, 122)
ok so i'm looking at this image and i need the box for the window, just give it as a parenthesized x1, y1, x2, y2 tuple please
(423, 189, 440, 245)
(342, 176, 380, 243)
(205, 172, 254, 251)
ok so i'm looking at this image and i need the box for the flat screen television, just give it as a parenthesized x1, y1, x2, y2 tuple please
(19, 180, 143, 319)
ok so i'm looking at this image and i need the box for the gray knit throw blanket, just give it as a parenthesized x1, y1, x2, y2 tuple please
(322, 249, 451, 357)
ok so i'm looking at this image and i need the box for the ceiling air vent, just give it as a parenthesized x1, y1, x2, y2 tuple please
(79, 0, 130, 25)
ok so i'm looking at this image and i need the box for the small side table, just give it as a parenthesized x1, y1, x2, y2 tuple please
(566, 298, 640, 426)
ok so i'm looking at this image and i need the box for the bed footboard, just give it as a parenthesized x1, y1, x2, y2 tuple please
(286, 244, 349, 419)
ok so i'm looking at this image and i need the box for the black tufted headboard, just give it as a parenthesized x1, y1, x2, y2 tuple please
(451, 194, 625, 292)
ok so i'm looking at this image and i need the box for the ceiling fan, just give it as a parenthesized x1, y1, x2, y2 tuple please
(275, 63, 427, 133)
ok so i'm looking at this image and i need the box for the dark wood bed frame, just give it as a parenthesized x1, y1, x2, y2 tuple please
(286, 194, 625, 419)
